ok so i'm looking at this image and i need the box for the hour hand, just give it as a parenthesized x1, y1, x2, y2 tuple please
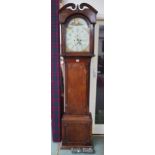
(77, 38, 82, 45)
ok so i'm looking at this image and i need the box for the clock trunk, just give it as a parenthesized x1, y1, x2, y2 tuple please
(65, 57, 90, 115)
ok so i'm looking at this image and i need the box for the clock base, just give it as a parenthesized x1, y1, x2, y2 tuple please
(61, 143, 94, 153)
(61, 114, 92, 149)
(61, 143, 93, 149)
(71, 147, 95, 154)
(61, 142, 94, 153)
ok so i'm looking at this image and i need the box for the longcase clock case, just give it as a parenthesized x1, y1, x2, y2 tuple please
(59, 3, 98, 149)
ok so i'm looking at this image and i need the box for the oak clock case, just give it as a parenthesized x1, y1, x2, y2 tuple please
(59, 3, 97, 149)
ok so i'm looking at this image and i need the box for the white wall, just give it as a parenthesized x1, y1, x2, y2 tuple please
(63, 0, 104, 18)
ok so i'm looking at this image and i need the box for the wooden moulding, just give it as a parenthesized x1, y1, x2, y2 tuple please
(59, 3, 98, 24)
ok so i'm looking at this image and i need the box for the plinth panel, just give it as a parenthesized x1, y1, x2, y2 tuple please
(62, 114, 92, 148)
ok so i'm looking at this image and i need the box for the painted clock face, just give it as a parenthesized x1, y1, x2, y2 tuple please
(66, 18, 90, 52)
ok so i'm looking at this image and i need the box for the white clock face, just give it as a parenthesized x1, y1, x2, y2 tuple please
(66, 18, 90, 52)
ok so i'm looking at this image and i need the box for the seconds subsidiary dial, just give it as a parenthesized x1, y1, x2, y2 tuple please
(66, 18, 90, 52)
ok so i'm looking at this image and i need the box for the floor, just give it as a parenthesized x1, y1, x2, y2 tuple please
(51, 135, 104, 155)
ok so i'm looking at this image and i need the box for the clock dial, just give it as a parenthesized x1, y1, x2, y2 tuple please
(66, 18, 90, 52)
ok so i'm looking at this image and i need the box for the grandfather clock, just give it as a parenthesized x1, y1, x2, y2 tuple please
(59, 3, 97, 149)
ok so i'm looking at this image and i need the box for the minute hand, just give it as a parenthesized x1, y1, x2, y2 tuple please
(77, 38, 82, 45)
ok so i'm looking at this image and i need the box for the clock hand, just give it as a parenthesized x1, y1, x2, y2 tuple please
(77, 38, 82, 45)
(72, 40, 79, 48)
